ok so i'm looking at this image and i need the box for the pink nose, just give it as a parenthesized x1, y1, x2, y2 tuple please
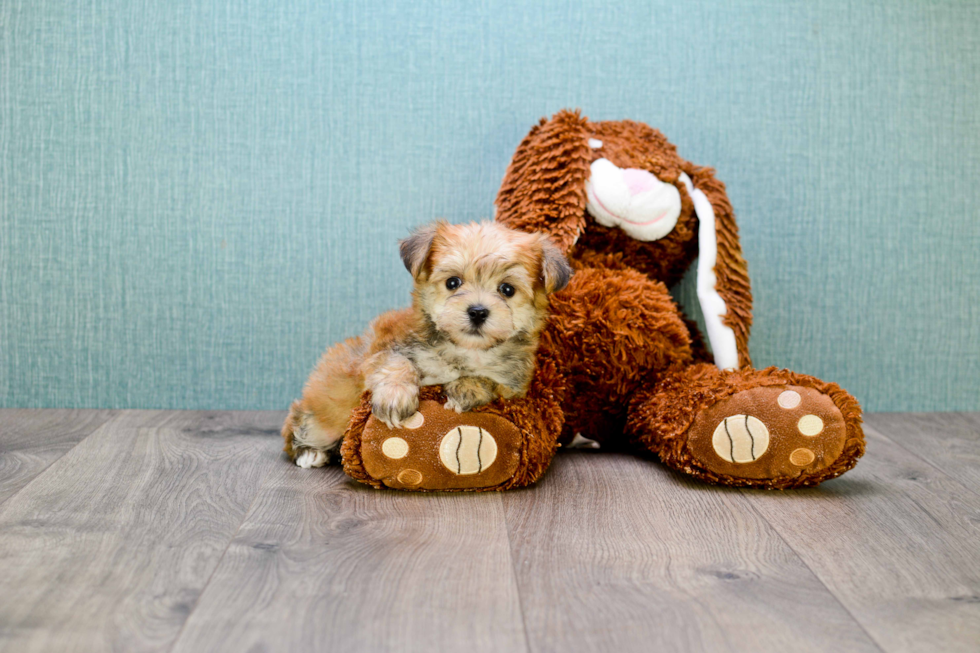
(622, 168, 658, 196)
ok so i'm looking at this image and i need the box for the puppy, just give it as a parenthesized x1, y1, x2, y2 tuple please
(282, 221, 572, 468)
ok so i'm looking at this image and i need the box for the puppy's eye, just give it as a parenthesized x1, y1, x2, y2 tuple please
(498, 283, 515, 298)
(445, 277, 462, 291)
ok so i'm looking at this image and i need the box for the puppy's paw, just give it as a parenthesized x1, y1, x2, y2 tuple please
(443, 377, 497, 414)
(444, 397, 466, 413)
(295, 447, 328, 469)
(372, 382, 420, 429)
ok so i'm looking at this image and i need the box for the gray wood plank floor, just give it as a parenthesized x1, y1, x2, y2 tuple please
(0, 409, 115, 505)
(1, 410, 978, 653)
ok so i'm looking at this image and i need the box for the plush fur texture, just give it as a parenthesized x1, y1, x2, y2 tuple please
(338, 110, 865, 491)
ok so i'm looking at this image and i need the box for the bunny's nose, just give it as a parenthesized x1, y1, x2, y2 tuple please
(622, 168, 658, 196)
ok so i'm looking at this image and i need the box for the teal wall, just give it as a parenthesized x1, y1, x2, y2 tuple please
(2, 1, 978, 412)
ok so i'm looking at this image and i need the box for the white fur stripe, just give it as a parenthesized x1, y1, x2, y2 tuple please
(679, 173, 739, 371)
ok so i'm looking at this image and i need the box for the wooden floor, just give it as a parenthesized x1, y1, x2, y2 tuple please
(0, 410, 978, 653)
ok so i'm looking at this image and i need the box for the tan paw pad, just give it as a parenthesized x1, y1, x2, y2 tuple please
(711, 415, 770, 463)
(381, 437, 409, 459)
(790, 448, 816, 466)
(439, 426, 497, 475)
(397, 469, 423, 486)
(402, 412, 424, 429)
(798, 414, 824, 436)
(778, 390, 801, 409)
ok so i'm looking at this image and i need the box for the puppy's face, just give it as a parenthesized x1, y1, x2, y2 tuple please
(400, 222, 571, 350)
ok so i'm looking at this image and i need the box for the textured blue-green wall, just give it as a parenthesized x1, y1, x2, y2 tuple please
(2, 0, 978, 411)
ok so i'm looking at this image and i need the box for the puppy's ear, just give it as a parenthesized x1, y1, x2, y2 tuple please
(399, 223, 440, 279)
(540, 238, 573, 294)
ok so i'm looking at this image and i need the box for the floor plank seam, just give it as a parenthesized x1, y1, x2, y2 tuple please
(736, 491, 888, 653)
(164, 450, 282, 653)
(862, 422, 980, 503)
(0, 411, 118, 510)
(501, 495, 535, 653)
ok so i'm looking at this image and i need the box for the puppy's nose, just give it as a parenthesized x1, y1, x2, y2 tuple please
(467, 305, 490, 326)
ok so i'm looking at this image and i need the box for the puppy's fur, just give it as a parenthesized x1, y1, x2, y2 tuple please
(282, 221, 572, 468)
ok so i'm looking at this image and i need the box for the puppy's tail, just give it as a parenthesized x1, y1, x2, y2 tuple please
(284, 334, 370, 460)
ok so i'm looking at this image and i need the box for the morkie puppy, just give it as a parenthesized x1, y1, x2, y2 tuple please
(282, 221, 572, 468)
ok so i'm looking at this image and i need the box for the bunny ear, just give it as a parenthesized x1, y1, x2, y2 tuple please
(495, 110, 592, 254)
(681, 164, 754, 369)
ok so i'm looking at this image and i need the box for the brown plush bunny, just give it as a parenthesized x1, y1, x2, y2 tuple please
(339, 110, 865, 491)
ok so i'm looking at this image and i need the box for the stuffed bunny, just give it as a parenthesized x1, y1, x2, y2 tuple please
(338, 110, 865, 491)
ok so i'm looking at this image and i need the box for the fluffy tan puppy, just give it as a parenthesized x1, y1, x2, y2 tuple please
(282, 221, 572, 468)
